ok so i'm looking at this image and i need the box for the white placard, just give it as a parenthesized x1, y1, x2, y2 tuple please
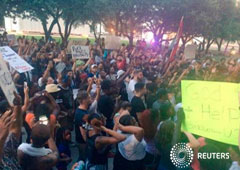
(0, 54, 17, 106)
(67, 39, 86, 54)
(105, 35, 121, 50)
(0, 46, 34, 73)
(55, 62, 66, 73)
(184, 44, 198, 59)
(71, 45, 90, 59)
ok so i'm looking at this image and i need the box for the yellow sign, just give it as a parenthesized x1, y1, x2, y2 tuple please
(181, 80, 240, 145)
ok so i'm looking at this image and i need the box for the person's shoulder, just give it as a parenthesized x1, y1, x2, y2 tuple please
(38, 151, 59, 166)
(18, 143, 31, 151)
(132, 96, 141, 102)
(75, 108, 87, 114)
(129, 79, 136, 84)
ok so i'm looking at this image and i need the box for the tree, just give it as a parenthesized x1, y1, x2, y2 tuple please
(13, 0, 62, 42)
(213, 0, 237, 51)
(80, 0, 108, 41)
(101, 0, 146, 46)
(56, 0, 88, 47)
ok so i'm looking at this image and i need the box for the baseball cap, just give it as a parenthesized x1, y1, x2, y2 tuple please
(117, 70, 125, 79)
(91, 64, 97, 69)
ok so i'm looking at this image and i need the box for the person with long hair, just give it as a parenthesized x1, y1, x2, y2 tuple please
(85, 113, 126, 170)
(155, 109, 200, 170)
(56, 127, 72, 170)
(113, 114, 146, 170)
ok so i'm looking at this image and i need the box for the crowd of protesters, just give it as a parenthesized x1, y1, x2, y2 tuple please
(0, 33, 239, 170)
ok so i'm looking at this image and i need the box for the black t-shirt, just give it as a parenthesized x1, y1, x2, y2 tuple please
(98, 95, 114, 120)
(87, 133, 110, 165)
(146, 94, 158, 109)
(131, 96, 146, 121)
(75, 108, 88, 143)
(58, 85, 73, 111)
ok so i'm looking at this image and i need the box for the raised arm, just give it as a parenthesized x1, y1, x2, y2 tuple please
(82, 58, 92, 71)
(22, 85, 29, 113)
(174, 69, 189, 85)
(95, 126, 126, 148)
(183, 131, 200, 149)
(45, 123, 59, 168)
(10, 92, 23, 140)
(44, 92, 60, 116)
(72, 58, 77, 73)
(118, 123, 144, 142)
(168, 72, 178, 86)
(0, 110, 14, 161)
(42, 62, 52, 83)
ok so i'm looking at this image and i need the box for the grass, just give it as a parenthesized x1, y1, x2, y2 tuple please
(15, 34, 129, 45)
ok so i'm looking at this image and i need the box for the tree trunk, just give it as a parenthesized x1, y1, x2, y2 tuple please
(216, 38, 224, 51)
(128, 32, 134, 46)
(201, 38, 206, 51)
(57, 18, 73, 48)
(181, 37, 186, 51)
(224, 41, 230, 54)
(41, 18, 57, 42)
(205, 39, 214, 54)
(128, 36, 134, 47)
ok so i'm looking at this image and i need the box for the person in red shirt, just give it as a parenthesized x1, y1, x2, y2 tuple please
(117, 56, 126, 70)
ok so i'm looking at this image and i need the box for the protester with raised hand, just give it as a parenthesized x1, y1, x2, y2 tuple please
(85, 113, 126, 169)
(18, 122, 59, 170)
(0, 92, 22, 169)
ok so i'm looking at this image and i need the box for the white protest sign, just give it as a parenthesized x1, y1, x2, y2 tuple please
(0, 46, 34, 73)
(71, 45, 90, 59)
(105, 35, 121, 50)
(184, 44, 198, 59)
(67, 39, 86, 54)
(55, 62, 66, 73)
(0, 54, 16, 106)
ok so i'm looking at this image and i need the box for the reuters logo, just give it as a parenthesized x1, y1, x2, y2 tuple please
(170, 143, 194, 168)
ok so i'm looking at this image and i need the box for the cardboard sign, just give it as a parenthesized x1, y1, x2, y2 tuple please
(67, 39, 86, 54)
(184, 44, 197, 59)
(181, 80, 240, 145)
(71, 45, 90, 59)
(0, 46, 34, 73)
(55, 62, 66, 73)
(105, 35, 121, 50)
(0, 54, 17, 106)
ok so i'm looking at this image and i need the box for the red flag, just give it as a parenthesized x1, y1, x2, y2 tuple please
(168, 16, 184, 62)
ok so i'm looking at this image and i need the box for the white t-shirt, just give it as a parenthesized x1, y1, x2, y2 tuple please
(18, 143, 52, 157)
(127, 79, 137, 102)
(118, 131, 146, 161)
